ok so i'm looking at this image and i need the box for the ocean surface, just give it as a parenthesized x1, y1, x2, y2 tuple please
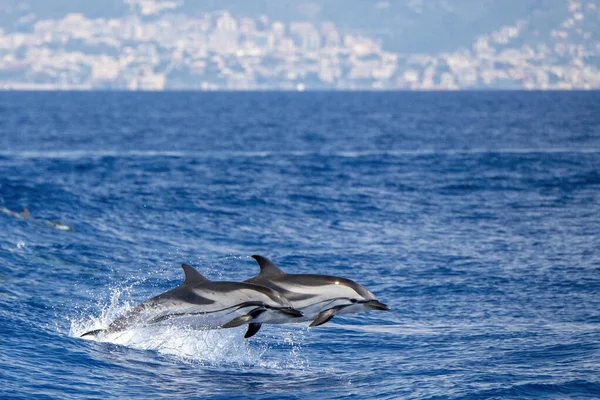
(1, 91, 599, 399)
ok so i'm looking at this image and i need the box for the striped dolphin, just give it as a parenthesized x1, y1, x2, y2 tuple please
(244, 255, 390, 337)
(81, 263, 303, 339)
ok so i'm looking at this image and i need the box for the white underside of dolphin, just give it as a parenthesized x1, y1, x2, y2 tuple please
(80, 263, 303, 339)
(244, 255, 390, 334)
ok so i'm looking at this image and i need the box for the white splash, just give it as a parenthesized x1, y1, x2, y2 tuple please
(70, 285, 309, 368)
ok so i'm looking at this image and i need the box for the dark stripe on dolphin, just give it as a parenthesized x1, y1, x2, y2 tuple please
(148, 301, 303, 324)
(153, 288, 216, 305)
(80, 329, 105, 338)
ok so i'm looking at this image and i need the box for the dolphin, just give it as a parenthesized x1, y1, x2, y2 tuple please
(81, 263, 303, 339)
(244, 255, 390, 337)
(0, 206, 73, 231)
(0, 206, 28, 219)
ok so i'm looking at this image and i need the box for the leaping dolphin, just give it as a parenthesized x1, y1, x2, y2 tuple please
(244, 255, 390, 337)
(81, 263, 303, 339)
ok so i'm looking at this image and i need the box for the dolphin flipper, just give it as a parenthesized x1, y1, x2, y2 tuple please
(244, 323, 262, 338)
(221, 314, 253, 328)
(309, 308, 338, 327)
(222, 307, 267, 329)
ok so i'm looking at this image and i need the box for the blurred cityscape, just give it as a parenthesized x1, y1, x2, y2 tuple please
(0, 0, 598, 90)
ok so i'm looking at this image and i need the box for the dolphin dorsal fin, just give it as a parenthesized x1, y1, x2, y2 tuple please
(251, 255, 285, 277)
(181, 263, 210, 285)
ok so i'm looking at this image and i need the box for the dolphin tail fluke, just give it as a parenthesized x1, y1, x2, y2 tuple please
(244, 323, 262, 338)
(80, 328, 105, 338)
(309, 308, 337, 327)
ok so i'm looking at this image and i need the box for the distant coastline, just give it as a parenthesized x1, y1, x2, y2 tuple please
(0, 1, 598, 91)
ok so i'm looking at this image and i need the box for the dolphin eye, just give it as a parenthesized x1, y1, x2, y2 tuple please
(350, 299, 357, 303)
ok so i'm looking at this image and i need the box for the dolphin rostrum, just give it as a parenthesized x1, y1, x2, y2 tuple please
(244, 255, 390, 336)
(81, 263, 303, 339)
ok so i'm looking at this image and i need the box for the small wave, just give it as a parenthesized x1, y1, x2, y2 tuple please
(0, 150, 272, 160)
(2, 148, 600, 160)
(466, 380, 600, 399)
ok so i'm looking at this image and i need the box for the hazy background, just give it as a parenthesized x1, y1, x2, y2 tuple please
(0, 0, 598, 90)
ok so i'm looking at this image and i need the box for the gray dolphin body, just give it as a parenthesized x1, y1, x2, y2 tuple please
(81, 263, 303, 339)
(1, 207, 73, 231)
(244, 255, 390, 337)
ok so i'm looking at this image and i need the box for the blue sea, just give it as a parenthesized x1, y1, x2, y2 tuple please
(1, 91, 599, 399)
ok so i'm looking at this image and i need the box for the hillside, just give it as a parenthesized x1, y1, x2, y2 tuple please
(0, 0, 597, 89)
